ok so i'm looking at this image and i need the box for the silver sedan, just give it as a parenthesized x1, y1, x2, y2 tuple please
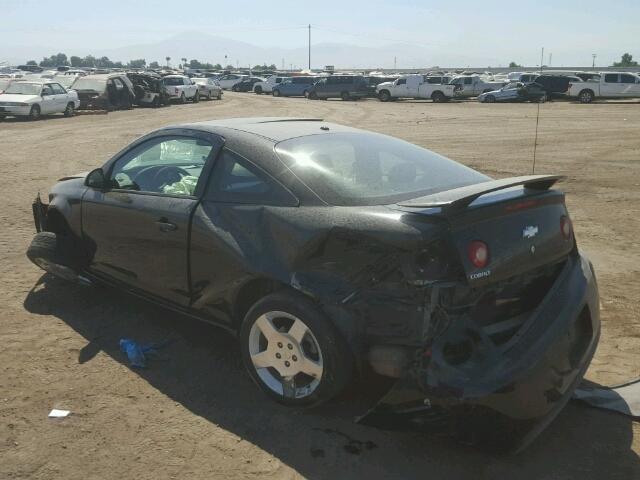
(192, 78, 223, 100)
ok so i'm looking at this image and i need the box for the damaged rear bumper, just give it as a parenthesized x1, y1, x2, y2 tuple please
(359, 252, 600, 452)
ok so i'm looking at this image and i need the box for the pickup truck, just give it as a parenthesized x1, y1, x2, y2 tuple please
(568, 72, 640, 103)
(376, 74, 456, 102)
(0, 80, 80, 120)
(163, 75, 199, 103)
(450, 75, 506, 98)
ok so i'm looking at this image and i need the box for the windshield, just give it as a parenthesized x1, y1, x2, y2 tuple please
(4, 82, 42, 95)
(275, 132, 488, 206)
(72, 77, 107, 91)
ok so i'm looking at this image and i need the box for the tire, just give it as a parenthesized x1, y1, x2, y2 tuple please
(240, 292, 353, 407)
(28, 104, 41, 120)
(340, 91, 351, 101)
(232, 85, 239, 92)
(273, 89, 281, 97)
(192, 91, 200, 103)
(206, 91, 212, 100)
(26, 232, 79, 282)
(431, 91, 446, 103)
(579, 89, 594, 104)
(308, 91, 318, 100)
(64, 102, 75, 117)
(179, 92, 186, 104)
(255, 86, 263, 94)
(217, 91, 222, 100)
(485, 95, 496, 103)
(378, 90, 391, 102)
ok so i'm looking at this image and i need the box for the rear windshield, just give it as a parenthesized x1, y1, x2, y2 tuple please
(163, 77, 184, 86)
(275, 132, 488, 206)
(72, 77, 107, 91)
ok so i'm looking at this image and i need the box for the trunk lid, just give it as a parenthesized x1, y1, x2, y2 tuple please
(447, 189, 573, 286)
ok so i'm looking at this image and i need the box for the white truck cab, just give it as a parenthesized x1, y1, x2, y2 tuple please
(376, 74, 456, 102)
(568, 72, 640, 103)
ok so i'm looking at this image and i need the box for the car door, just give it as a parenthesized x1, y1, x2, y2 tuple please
(39, 84, 56, 113)
(50, 83, 68, 112)
(189, 148, 299, 323)
(619, 73, 640, 97)
(81, 130, 222, 306)
(601, 73, 620, 97)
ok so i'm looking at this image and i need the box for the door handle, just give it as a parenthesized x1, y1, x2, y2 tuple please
(156, 218, 177, 232)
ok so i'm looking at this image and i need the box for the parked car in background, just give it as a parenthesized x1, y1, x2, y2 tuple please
(306, 75, 369, 100)
(54, 74, 80, 91)
(376, 74, 456, 102)
(477, 82, 547, 103)
(534, 75, 577, 100)
(253, 75, 284, 94)
(272, 76, 318, 97)
(450, 75, 506, 98)
(192, 77, 223, 100)
(567, 72, 640, 103)
(232, 77, 266, 92)
(363, 75, 397, 97)
(0, 80, 79, 120)
(72, 74, 135, 110)
(217, 74, 247, 90)
(163, 75, 199, 104)
(127, 72, 171, 107)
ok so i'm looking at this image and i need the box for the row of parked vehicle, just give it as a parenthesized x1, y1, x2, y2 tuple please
(0, 70, 223, 120)
(221, 69, 640, 104)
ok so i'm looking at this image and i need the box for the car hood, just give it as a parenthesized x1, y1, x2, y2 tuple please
(376, 81, 395, 90)
(0, 93, 39, 103)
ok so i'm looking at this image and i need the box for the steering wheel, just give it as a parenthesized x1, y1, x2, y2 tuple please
(134, 165, 190, 192)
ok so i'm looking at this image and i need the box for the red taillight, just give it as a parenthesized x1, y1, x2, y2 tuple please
(468, 240, 489, 268)
(561, 216, 572, 240)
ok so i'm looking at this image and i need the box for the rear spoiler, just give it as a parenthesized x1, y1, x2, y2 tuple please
(398, 175, 565, 213)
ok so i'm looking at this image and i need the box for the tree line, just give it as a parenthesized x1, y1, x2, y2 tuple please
(28, 53, 278, 71)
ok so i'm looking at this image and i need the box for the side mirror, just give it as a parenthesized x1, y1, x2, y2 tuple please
(85, 168, 107, 189)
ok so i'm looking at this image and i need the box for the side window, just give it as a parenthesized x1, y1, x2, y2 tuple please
(42, 85, 53, 96)
(206, 150, 297, 206)
(109, 136, 214, 196)
(464, 77, 473, 85)
(620, 74, 636, 84)
(51, 83, 66, 94)
(113, 78, 124, 90)
(604, 74, 618, 83)
(396, 78, 407, 85)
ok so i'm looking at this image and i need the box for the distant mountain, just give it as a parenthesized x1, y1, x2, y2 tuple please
(1, 31, 471, 69)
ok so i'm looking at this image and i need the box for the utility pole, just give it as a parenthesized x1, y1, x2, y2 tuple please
(548, 52, 552, 67)
(308, 24, 311, 70)
(394, 56, 397, 70)
(592, 54, 597, 69)
(539, 47, 544, 73)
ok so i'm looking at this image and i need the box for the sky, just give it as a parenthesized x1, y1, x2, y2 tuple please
(0, 0, 638, 67)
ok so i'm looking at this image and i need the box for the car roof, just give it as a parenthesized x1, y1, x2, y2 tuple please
(177, 117, 363, 142)
(164, 74, 186, 78)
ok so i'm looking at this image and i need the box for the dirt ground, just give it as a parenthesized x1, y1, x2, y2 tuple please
(1, 93, 639, 479)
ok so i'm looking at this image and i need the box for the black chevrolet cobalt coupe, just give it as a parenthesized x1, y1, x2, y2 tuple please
(28, 118, 599, 450)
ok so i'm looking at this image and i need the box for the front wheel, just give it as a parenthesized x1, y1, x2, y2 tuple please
(179, 92, 186, 104)
(28, 104, 41, 120)
(240, 292, 353, 406)
(255, 86, 263, 94)
(26, 232, 80, 282)
(431, 91, 446, 103)
(192, 91, 200, 103)
(340, 91, 351, 101)
(273, 89, 281, 97)
(64, 102, 75, 117)
(378, 90, 391, 102)
(485, 95, 496, 103)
